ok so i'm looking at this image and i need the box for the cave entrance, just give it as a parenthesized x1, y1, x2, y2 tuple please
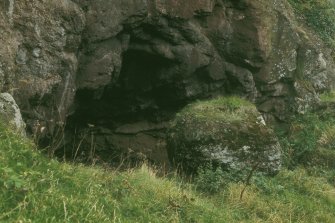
(61, 49, 186, 166)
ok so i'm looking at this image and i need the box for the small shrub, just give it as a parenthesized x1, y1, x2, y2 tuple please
(290, 114, 319, 153)
(276, 113, 320, 167)
(193, 163, 252, 194)
(277, 111, 335, 167)
(0, 167, 26, 190)
(194, 164, 225, 194)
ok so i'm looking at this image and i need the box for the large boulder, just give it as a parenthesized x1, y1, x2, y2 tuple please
(0, 93, 26, 135)
(167, 97, 282, 174)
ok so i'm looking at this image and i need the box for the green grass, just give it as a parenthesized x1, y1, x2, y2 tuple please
(1, 117, 335, 222)
(288, 0, 335, 48)
(176, 96, 257, 122)
(320, 91, 335, 103)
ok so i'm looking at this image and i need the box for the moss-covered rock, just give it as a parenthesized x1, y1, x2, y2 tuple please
(167, 97, 282, 174)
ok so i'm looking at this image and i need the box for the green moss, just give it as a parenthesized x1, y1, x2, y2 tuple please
(176, 96, 257, 123)
(171, 96, 265, 157)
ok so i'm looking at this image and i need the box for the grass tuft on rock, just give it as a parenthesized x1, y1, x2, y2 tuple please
(176, 96, 256, 122)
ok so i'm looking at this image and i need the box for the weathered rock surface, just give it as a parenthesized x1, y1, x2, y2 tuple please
(0, 0, 85, 137)
(0, 0, 334, 165)
(0, 93, 26, 135)
(167, 97, 282, 174)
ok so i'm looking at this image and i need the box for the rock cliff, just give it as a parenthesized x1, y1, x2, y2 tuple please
(0, 0, 334, 164)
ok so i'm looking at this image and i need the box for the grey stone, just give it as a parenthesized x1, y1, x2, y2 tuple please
(0, 93, 26, 136)
(115, 121, 169, 134)
(32, 47, 41, 58)
(16, 46, 28, 65)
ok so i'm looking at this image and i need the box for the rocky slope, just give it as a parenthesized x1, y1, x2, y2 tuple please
(0, 0, 334, 165)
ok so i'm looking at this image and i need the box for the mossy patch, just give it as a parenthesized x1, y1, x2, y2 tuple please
(175, 96, 257, 123)
(168, 96, 281, 174)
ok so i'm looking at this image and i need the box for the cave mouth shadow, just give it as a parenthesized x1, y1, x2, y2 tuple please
(56, 49, 188, 167)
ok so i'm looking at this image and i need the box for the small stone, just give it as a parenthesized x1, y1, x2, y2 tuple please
(16, 47, 28, 65)
(32, 48, 42, 58)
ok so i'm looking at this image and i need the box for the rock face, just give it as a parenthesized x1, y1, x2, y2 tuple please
(167, 97, 282, 174)
(0, 93, 26, 135)
(0, 0, 334, 164)
(0, 0, 85, 137)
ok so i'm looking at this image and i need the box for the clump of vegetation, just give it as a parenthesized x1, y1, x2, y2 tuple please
(277, 108, 335, 169)
(194, 164, 226, 194)
(320, 90, 335, 103)
(288, 0, 335, 48)
(177, 96, 256, 122)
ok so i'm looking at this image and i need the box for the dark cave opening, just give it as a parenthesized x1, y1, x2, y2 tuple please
(60, 49, 188, 166)
(70, 50, 185, 126)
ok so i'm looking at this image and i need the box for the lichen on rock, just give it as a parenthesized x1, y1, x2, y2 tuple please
(167, 96, 282, 174)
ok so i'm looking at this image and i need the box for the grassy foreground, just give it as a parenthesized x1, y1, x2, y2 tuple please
(1, 118, 335, 223)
